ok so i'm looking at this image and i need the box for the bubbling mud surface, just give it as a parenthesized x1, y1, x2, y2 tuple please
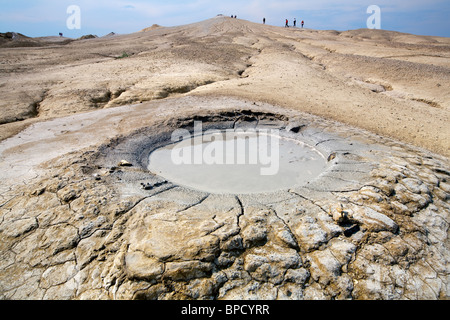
(148, 131, 328, 194)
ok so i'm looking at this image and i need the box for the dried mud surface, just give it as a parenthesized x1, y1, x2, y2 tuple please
(0, 17, 449, 300)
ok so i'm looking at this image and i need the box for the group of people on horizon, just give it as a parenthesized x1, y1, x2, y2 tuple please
(261, 17, 304, 28)
(228, 15, 304, 28)
(284, 18, 304, 28)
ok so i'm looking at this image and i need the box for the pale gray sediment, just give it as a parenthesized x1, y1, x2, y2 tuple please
(147, 124, 329, 194)
(0, 96, 448, 300)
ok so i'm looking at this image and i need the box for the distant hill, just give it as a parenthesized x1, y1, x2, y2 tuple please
(78, 34, 98, 40)
(0, 32, 103, 47)
(139, 24, 163, 32)
(0, 32, 44, 48)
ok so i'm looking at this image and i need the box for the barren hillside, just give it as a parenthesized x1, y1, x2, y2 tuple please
(1, 16, 449, 155)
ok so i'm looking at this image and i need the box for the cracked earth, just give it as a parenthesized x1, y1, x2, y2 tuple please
(0, 97, 448, 300)
(0, 16, 449, 300)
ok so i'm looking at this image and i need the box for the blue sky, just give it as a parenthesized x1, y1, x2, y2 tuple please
(0, 0, 449, 38)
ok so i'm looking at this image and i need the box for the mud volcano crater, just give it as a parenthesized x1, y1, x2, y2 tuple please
(95, 110, 360, 196)
(4, 100, 446, 300)
(82, 107, 448, 300)
(147, 118, 331, 194)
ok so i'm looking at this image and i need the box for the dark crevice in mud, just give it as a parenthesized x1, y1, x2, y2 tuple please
(24, 90, 49, 120)
(287, 124, 305, 133)
(140, 179, 169, 191)
(237, 63, 252, 77)
(288, 189, 329, 214)
(90, 90, 112, 107)
(163, 80, 216, 96)
(0, 90, 49, 125)
(315, 138, 340, 147)
(90, 52, 121, 60)
(235, 195, 245, 217)
(113, 185, 177, 217)
(235, 195, 245, 238)
(411, 98, 442, 109)
(271, 207, 300, 250)
(169, 109, 289, 130)
(0, 196, 17, 209)
(343, 224, 360, 237)
(91, 81, 218, 109)
(430, 168, 449, 181)
(176, 194, 210, 213)
(30, 101, 42, 119)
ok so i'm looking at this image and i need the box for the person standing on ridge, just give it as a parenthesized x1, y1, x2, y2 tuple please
(294, 18, 296, 27)
(285, 19, 289, 27)
(263, 17, 266, 24)
(301, 20, 304, 28)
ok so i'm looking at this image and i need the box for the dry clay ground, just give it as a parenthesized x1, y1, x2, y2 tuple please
(0, 16, 449, 300)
